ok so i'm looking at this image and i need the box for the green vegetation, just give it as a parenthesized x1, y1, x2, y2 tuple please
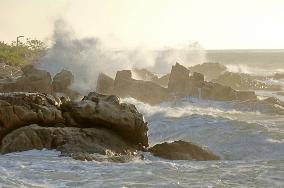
(0, 38, 47, 66)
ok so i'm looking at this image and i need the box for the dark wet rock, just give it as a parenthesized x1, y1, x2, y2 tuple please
(213, 72, 282, 91)
(189, 62, 227, 80)
(113, 70, 171, 105)
(0, 92, 64, 139)
(61, 92, 149, 147)
(1, 124, 141, 162)
(149, 140, 220, 161)
(96, 73, 114, 95)
(52, 69, 79, 100)
(52, 69, 74, 92)
(2, 65, 52, 94)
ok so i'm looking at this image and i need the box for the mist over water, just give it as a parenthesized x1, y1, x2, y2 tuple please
(38, 19, 207, 93)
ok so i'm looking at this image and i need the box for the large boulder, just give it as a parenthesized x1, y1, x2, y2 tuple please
(113, 70, 171, 105)
(1, 124, 141, 162)
(96, 73, 114, 95)
(52, 69, 74, 92)
(149, 140, 220, 160)
(0, 92, 64, 139)
(61, 92, 149, 147)
(189, 62, 227, 80)
(2, 65, 52, 94)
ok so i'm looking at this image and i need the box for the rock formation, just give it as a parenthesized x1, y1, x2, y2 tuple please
(96, 73, 114, 95)
(0, 92, 64, 139)
(61, 92, 149, 147)
(1, 124, 141, 162)
(2, 65, 52, 94)
(113, 70, 171, 105)
(149, 140, 220, 160)
(189, 62, 227, 80)
(213, 72, 282, 91)
(0, 91, 220, 162)
(52, 69, 80, 100)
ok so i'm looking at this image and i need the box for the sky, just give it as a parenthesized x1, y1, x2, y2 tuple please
(0, 0, 283, 49)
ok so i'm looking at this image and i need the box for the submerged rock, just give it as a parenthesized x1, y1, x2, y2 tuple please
(149, 140, 220, 161)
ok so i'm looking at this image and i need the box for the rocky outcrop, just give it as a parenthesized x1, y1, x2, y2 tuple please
(0, 91, 150, 162)
(96, 73, 114, 95)
(149, 140, 220, 160)
(95, 63, 260, 104)
(113, 70, 171, 105)
(168, 63, 190, 95)
(213, 72, 282, 91)
(52, 69, 79, 100)
(0, 92, 64, 139)
(189, 62, 227, 80)
(2, 65, 53, 94)
(61, 92, 149, 147)
(155, 74, 170, 87)
(132, 68, 159, 81)
(1, 124, 142, 162)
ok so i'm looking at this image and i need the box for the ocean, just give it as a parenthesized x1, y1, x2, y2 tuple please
(0, 50, 283, 187)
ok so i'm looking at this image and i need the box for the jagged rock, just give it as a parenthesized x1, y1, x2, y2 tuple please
(155, 74, 170, 87)
(113, 70, 171, 105)
(0, 92, 64, 139)
(189, 62, 227, 80)
(201, 82, 236, 101)
(149, 140, 220, 161)
(52, 69, 79, 100)
(1, 124, 141, 162)
(132, 68, 158, 81)
(96, 73, 114, 95)
(213, 72, 282, 91)
(61, 92, 149, 147)
(52, 69, 74, 92)
(168, 63, 190, 95)
(2, 65, 52, 94)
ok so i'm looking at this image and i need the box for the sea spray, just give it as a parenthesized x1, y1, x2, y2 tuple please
(38, 19, 207, 94)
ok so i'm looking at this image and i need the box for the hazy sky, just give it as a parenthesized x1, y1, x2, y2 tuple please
(0, 0, 283, 49)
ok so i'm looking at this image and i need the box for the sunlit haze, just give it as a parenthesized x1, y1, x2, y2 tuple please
(0, 0, 284, 49)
